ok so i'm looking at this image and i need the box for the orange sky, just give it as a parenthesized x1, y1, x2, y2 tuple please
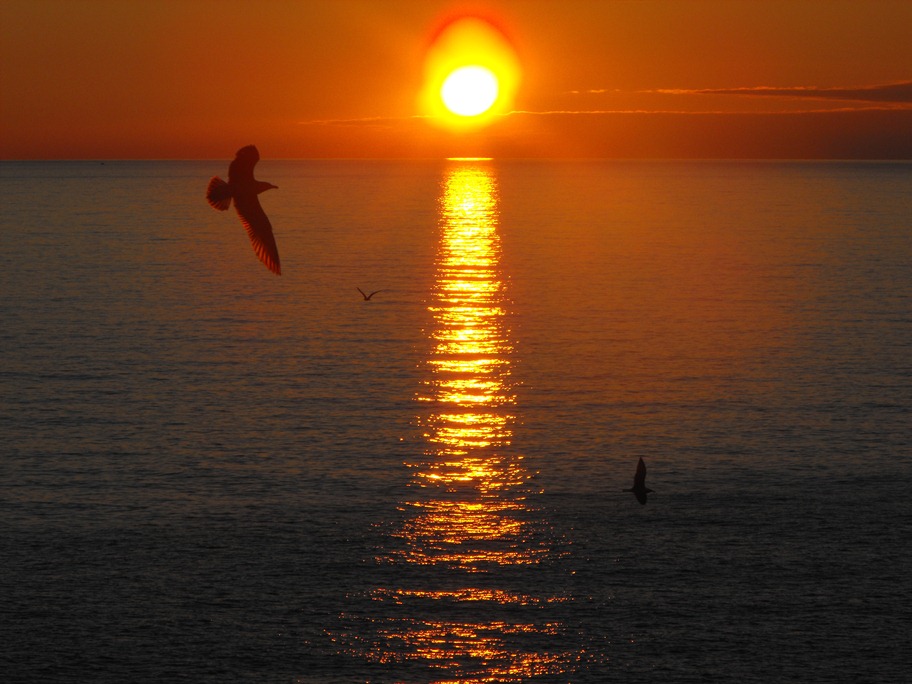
(2, 0, 910, 159)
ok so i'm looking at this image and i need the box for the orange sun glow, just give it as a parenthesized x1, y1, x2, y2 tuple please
(421, 17, 520, 129)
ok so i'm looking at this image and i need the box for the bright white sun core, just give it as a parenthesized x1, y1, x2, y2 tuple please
(440, 66, 499, 117)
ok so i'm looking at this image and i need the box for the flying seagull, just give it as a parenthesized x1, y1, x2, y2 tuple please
(624, 457, 654, 505)
(206, 145, 281, 275)
(357, 288, 385, 301)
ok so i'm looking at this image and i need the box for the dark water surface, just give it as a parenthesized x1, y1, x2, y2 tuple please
(1, 160, 910, 682)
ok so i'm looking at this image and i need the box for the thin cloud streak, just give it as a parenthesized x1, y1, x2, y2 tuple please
(300, 81, 912, 129)
(653, 80, 912, 104)
(299, 115, 432, 127)
(512, 106, 910, 116)
(568, 89, 619, 95)
(303, 104, 909, 129)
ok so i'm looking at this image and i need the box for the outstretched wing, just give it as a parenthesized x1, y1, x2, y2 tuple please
(633, 457, 647, 489)
(228, 145, 259, 184)
(234, 193, 281, 275)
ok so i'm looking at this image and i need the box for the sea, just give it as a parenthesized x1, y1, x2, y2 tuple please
(1, 159, 910, 683)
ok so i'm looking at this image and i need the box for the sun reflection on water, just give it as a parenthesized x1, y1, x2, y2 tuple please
(335, 161, 580, 680)
(406, 162, 545, 571)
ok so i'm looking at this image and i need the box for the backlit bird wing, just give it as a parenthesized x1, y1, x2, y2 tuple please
(228, 145, 260, 184)
(234, 193, 281, 275)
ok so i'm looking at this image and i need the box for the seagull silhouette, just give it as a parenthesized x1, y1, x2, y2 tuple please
(624, 457, 654, 505)
(357, 288, 384, 300)
(206, 145, 281, 275)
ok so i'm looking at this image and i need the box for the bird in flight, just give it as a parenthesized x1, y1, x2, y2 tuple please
(624, 457, 654, 505)
(357, 288, 385, 301)
(206, 145, 281, 275)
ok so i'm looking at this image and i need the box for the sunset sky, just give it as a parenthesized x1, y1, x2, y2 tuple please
(2, 0, 910, 159)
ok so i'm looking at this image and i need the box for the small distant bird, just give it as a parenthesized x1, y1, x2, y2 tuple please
(206, 145, 281, 275)
(357, 288, 384, 301)
(624, 457, 654, 505)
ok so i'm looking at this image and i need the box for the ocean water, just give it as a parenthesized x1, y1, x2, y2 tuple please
(1, 159, 910, 683)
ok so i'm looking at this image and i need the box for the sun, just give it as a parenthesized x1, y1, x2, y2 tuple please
(420, 17, 520, 130)
(441, 66, 499, 117)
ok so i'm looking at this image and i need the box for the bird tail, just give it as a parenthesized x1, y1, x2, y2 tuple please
(206, 176, 232, 210)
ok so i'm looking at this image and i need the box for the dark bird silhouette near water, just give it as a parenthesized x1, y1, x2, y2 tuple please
(206, 145, 281, 275)
(624, 457, 654, 505)
(357, 288, 384, 300)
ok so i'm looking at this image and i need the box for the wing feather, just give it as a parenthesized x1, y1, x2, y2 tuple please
(234, 193, 281, 275)
(205, 176, 232, 210)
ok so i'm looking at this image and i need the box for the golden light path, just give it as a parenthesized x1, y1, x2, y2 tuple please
(403, 163, 533, 565)
(355, 161, 577, 681)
